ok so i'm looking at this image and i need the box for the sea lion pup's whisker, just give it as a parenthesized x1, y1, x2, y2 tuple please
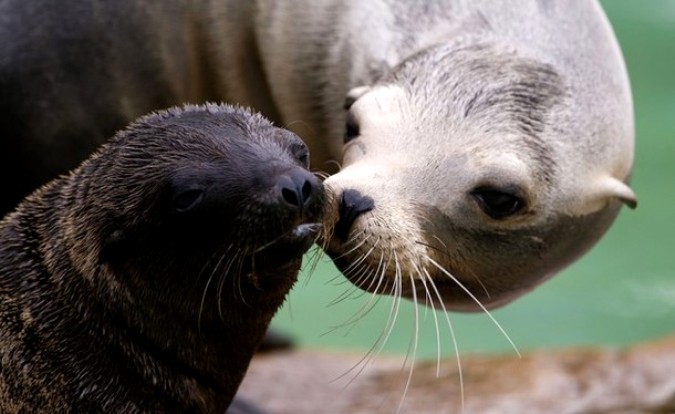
(219, 249, 247, 320)
(195, 244, 233, 287)
(424, 267, 465, 410)
(198, 246, 235, 330)
(251, 230, 296, 254)
(233, 251, 250, 306)
(300, 245, 325, 288)
(427, 258, 521, 357)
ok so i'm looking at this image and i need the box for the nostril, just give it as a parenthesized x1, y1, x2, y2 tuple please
(277, 169, 319, 212)
(301, 180, 312, 201)
(335, 189, 374, 241)
(281, 186, 300, 206)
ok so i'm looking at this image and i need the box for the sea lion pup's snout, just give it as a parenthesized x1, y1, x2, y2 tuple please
(275, 168, 322, 218)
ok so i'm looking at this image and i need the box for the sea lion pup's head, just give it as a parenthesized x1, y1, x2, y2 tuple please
(65, 103, 324, 314)
(323, 44, 636, 311)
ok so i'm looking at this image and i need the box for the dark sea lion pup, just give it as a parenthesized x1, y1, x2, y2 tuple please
(0, 103, 324, 413)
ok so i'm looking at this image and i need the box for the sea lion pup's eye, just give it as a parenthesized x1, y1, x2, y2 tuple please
(344, 112, 360, 144)
(172, 189, 205, 213)
(290, 142, 310, 168)
(471, 186, 526, 220)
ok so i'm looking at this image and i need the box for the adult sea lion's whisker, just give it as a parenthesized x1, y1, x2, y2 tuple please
(327, 250, 388, 330)
(416, 267, 442, 376)
(331, 257, 402, 386)
(329, 230, 370, 266)
(418, 239, 492, 298)
(428, 258, 520, 357)
(424, 268, 465, 409)
(397, 270, 420, 414)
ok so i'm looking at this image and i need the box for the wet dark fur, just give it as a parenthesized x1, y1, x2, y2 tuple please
(0, 104, 324, 412)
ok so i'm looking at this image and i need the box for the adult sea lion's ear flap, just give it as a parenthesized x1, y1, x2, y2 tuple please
(572, 175, 638, 215)
(343, 86, 371, 110)
(601, 176, 638, 209)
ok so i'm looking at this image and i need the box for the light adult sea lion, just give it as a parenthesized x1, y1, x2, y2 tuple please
(0, 104, 324, 412)
(254, 0, 637, 310)
(0, 0, 635, 311)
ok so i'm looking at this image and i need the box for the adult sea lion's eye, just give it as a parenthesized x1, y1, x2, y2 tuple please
(471, 188, 525, 219)
(344, 113, 360, 144)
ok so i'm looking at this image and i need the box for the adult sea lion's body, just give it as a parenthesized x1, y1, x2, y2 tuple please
(0, 0, 635, 310)
(0, 104, 324, 412)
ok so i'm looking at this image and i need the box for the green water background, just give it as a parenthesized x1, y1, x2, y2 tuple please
(270, 0, 675, 359)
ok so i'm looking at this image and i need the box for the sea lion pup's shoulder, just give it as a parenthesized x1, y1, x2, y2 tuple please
(0, 103, 324, 412)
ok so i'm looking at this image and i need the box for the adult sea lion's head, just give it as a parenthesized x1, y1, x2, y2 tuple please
(323, 44, 636, 311)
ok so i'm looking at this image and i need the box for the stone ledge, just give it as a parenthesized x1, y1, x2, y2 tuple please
(237, 335, 675, 413)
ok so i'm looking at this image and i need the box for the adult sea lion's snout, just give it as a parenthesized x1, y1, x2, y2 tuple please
(334, 189, 375, 241)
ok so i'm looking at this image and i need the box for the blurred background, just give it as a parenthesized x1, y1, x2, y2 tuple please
(269, 0, 675, 359)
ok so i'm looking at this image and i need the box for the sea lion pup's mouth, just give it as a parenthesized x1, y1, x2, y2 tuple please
(234, 220, 323, 295)
(251, 221, 324, 262)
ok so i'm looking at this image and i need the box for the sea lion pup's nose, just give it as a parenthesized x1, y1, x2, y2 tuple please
(276, 169, 320, 214)
(335, 189, 374, 241)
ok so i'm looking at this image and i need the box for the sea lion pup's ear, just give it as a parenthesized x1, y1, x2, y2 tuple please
(571, 175, 638, 215)
(343, 86, 371, 110)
